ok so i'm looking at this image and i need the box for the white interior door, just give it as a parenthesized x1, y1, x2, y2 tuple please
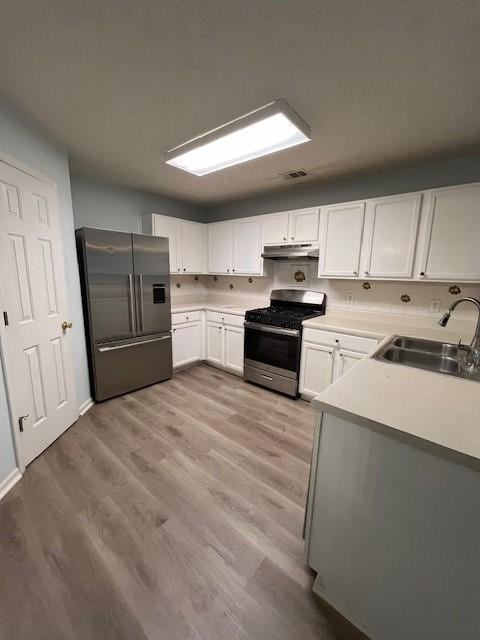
(0, 159, 78, 466)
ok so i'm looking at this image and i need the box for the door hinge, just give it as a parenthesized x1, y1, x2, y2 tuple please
(3, 311, 8, 326)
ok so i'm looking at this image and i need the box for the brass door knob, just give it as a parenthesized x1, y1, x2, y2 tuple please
(62, 321, 73, 330)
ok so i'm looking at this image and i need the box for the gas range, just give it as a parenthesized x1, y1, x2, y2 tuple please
(244, 290, 327, 397)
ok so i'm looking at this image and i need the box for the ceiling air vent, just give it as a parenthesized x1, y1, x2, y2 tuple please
(281, 169, 308, 180)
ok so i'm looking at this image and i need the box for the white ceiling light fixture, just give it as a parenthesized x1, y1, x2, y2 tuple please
(165, 99, 311, 176)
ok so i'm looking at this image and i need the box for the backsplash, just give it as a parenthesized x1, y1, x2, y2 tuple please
(170, 263, 480, 319)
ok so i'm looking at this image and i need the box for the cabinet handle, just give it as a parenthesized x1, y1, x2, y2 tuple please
(177, 268, 180, 272)
(290, 237, 294, 240)
(227, 268, 230, 272)
(419, 271, 425, 277)
(232, 268, 235, 272)
(283, 237, 287, 241)
(183, 268, 186, 272)
(353, 270, 358, 276)
(364, 271, 369, 275)
(173, 328, 176, 333)
(186, 316, 189, 321)
(335, 339, 339, 343)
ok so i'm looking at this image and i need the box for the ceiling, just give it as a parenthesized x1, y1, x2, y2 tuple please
(1, 0, 479, 206)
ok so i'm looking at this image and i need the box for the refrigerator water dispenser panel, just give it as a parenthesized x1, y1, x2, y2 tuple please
(153, 284, 166, 304)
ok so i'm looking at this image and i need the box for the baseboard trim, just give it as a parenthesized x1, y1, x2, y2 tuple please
(78, 397, 94, 416)
(0, 468, 22, 501)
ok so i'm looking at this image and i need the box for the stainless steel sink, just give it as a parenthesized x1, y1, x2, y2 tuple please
(374, 336, 480, 382)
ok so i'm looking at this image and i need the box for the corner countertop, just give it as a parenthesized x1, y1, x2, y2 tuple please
(308, 310, 480, 468)
(171, 297, 256, 317)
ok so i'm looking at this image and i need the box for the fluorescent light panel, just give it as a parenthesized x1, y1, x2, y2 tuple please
(165, 100, 311, 176)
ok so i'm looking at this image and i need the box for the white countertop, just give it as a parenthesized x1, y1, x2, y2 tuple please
(309, 310, 480, 468)
(171, 298, 251, 316)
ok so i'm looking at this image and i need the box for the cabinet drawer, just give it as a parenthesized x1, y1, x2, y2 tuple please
(172, 310, 201, 325)
(303, 328, 377, 354)
(206, 310, 245, 326)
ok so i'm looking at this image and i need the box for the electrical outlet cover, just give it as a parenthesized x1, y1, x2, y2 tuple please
(430, 299, 441, 313)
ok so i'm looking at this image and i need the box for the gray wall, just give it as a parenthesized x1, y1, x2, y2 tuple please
(206, 152, 480, 221)
(71, 175, 204, 232)
(0, 104, 91, 483)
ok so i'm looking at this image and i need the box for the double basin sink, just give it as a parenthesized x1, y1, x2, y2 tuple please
(374, 336, 480, 382)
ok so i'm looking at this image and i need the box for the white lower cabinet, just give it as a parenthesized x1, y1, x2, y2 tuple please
(224, 325, 244, 374)
(206, 312, 244, 375)
(172, 312, 203, 368)
(206, 321, 223, 366)
(299, 343, 335, 398)
(300, 329, 377, 399)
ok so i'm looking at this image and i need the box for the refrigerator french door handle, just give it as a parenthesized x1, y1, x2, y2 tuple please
(128, 273, 136, 333)
(97, 334, 171, 352)
(138, 273, 145, 332)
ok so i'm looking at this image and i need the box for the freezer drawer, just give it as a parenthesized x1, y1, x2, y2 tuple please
(92, 332, 172, 401)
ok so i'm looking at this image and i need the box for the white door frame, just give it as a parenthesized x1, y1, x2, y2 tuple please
(0, 151, 58, 472)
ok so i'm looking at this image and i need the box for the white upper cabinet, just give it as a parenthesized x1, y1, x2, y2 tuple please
(263, 213, 290, 244)
(208, 218, 264, 275)
(150, 214, 181, 273)
(180, 220, 205, 273)
(288, 208, 319, 242)
(263, 208, 319, 245)
(146, 214, 204, 274)
(232, 217, 263, 274)
(208, 221, 233, 273)
(318, 202, 365, 277)
(361, 193, 422, 279)
(417, 184, 480, 281)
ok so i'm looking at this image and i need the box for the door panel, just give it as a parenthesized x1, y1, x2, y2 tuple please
(172, 322, 203, 367)
(0, 160, 78, 466)
(132, 234, 171, 335)
(206, 322, 223, 365)
(81, 228, 135, 343)
(335, 349, 363, 380)
(232, 217, 263, 274)
(299, 342, 334, 397)
(289, 209, 319, 242)
(208, 222, 232, 273)
(319, 202, 365, 277)
(263, 213, 289, 244)
(93, 332, 172, 401)
(419, 185, 480, 281)
(362, 194, 421, 278)
(181, 221, 204, 273)
(153, 215, 180, 273)
(224, 325, 244, 374)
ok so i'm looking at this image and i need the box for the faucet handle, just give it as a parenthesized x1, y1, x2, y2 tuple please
(457, 340, 469, 352)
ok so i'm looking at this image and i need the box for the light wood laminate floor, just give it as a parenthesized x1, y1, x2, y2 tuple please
(0, 364, 337, 640)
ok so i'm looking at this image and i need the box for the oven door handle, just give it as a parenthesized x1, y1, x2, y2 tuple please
(244, 321, 300, 337)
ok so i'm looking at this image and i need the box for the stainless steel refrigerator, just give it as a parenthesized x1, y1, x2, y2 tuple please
(76, 227, 172, 401)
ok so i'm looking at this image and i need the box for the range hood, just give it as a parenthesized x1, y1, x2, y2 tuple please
(261, 243, 319, 260)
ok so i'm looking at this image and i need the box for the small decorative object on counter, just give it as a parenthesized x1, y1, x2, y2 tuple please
(362, 281, 371, 290)
(400, 294, 411, 303)
(449, 285, 461, 295)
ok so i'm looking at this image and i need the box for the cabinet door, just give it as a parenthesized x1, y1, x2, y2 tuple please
(224, 325, 244, 375)
(232, 217, 263, 274)
(299, 342, 334, 398)
(288, 208, 319, 242)
(318, 202, 365, 277)
(208, 222, 232, 273)
(206, 322, 223, 365)
(334, 349, 363, 381)
(419, 184, 480, 281)
(153, 215, 181, 273)
(181, 221, 205, 273)
(361, 194, 421, 278)
(172, 322, 203, 368)
(263, 213, 290, 244)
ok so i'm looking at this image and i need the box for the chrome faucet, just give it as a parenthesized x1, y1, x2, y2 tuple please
(438, 297, 480, 370)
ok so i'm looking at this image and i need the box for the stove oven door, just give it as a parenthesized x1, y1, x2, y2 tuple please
(244, 322, 301, 396)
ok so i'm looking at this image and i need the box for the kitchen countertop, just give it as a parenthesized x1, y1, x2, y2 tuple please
(171, 297, 257, 316)
(308, 310, 480, 468)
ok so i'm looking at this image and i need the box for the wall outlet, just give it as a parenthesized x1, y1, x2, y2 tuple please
(430, 299, 441, 313)
(345, 292, 355, 304)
